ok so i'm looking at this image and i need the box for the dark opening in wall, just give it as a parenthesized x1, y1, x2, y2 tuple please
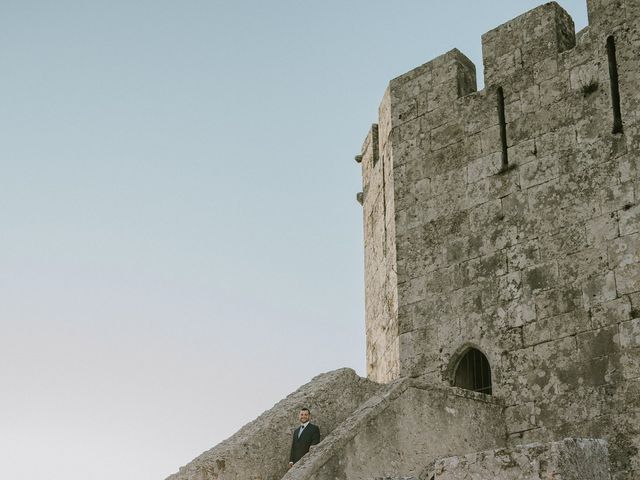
(496, 86, 508, 170)
(606, 35, 623, 134)
(453, 348, 492, 395)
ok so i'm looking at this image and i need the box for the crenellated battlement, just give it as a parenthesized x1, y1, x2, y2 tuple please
(482, 3, 576, 87)
(384, 49, 477, 131)
(362, 0, 637, 171)
(358, 1, 640, 478)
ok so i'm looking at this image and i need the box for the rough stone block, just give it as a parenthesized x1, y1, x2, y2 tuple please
(558, 248, 609, 285)
(460, 252, 508, 285)
(539, 75, 566, 106)
(430, 168, 465, 198)
(506, 240, 540, 272)
(521, 84, 541, 113)
(600, 182, 635, 215)
(534, 287, 582, 319)
(582, 270, 617, 308)
(523, 261, 559, 292)
(431, 122, 464, 151)
(434, 438, 610, 480)
(534, 57, 560, 83)
(619, 204, 640, 236)
(524, 309, 589, 346)
(399, 328, 437, 375)
(608, 233, 640, 269)
(461, 90, 496, 135)
(618, 318, 640, 349)
(467, 199, 501, 232)
(591, 297, 632, 328)
(539, 224, 588, 260)
(578, 326, 618, 359)
(467, 152, 501, 183)
(587, 212, 619, 247)
(505, 401, 537, 433)
(499, 271, 523, 302)
(619, 153, 639, 183)
(616, 263, 640, 295)
(570, 61, 600, 93)
(496, 298, 536, 329)
(619, 348, 640, 380)
(519, 154, 561, 189)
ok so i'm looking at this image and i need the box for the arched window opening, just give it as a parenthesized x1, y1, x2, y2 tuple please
(453, 348, 492, 395)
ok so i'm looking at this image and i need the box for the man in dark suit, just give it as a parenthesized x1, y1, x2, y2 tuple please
(288, 408, 320, 468)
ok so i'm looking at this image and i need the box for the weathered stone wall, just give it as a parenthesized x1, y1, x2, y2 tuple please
(283, 379, 505, 480)
(362, 120, 400, 383)
(434, 438, 610, 479)
(164, 369, 381, 480)
(359, 1, 640, 478)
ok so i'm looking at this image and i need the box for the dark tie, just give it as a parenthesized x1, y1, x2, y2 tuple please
(298, 426, 305, 438)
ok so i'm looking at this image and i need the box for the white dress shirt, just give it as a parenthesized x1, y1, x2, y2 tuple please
(298, 421, 310, 438)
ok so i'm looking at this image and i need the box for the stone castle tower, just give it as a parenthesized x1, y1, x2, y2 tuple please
(167, 1, 640, 479)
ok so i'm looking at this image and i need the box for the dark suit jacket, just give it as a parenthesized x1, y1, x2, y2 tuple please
(289, 423, 320, 463)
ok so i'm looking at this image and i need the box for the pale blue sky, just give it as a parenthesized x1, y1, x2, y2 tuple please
(1, 1, 588, 479)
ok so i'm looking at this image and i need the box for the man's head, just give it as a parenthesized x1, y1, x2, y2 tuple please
(298, 408, 311, 424)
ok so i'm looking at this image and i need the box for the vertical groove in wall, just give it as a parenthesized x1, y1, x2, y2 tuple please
(606, 35, 623, 134)
(370, 124, 386, 255)
(496, 86, 508, 169)
(372, 123, 380, 166)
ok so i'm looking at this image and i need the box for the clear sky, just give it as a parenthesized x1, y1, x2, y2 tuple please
(1, 1, 588, 479)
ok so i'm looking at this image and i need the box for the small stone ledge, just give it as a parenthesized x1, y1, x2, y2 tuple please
(407, 376, 503, 406)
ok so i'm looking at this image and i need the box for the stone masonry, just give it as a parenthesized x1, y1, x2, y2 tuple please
(434, 438, 610, 479)
(168, 1, 640, 479)
(361, 1, 640, 478)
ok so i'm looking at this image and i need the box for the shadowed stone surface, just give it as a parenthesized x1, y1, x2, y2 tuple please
(434, 438, 610, 479)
